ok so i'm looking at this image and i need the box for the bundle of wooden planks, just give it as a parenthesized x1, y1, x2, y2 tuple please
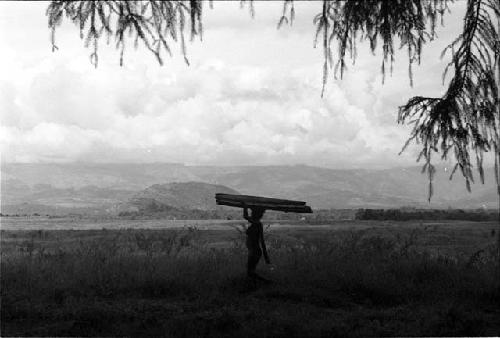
(215, 193, 313, 213)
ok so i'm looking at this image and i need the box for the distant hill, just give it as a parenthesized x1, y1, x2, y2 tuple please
(1, 162, 498, 213)
(0, 181, 135, 214)
(127, 182, 239, 211)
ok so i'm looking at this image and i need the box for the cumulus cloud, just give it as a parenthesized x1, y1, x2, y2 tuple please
(0, 1, 468, 168)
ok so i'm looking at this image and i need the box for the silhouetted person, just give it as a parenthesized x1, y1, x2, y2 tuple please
(242, 203, 271, 282)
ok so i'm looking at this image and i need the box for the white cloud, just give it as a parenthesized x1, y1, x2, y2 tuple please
(0, 1, 470, 169)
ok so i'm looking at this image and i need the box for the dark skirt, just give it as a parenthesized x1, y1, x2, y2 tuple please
(246, 240, 262, 274)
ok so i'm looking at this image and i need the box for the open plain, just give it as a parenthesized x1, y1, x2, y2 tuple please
(1, 217, 499, 337)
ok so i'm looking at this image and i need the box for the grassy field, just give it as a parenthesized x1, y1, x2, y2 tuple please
(1, 219, 499, 337)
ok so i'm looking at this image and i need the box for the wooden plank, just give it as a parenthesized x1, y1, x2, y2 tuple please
(216, 199, 312, 213)
(216, 198, 304, 210)
(215, 193, 312, 213)
(216, 197, 308, 211)
(215, 193, 306, 206)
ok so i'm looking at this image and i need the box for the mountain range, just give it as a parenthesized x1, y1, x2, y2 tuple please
(1, 162, 498, 215)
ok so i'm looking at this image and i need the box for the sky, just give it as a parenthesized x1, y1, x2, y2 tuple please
(0, 1, 473, 169)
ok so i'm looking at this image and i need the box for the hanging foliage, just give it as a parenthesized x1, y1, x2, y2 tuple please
(46, 0, 204, 67)
(313, 0, 453, 94)
(397, 0, 499, 200)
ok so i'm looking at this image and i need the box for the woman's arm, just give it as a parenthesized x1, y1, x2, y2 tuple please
(243, 205, 250, 222)
(243, 204, 250, 222)
(260, 224, 270, 264)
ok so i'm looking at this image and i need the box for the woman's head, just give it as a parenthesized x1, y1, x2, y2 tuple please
(251, 207, 265, 220)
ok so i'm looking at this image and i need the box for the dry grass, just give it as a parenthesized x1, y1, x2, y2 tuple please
(1, 221, 499, 337)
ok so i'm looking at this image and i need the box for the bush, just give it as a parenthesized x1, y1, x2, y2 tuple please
(355, 208, 499, 221)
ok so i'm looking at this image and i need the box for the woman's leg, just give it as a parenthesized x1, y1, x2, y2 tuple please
(247, 248, 262, 276)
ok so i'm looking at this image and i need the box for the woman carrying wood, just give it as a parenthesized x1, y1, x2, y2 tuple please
(242, 203, 271, 281)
